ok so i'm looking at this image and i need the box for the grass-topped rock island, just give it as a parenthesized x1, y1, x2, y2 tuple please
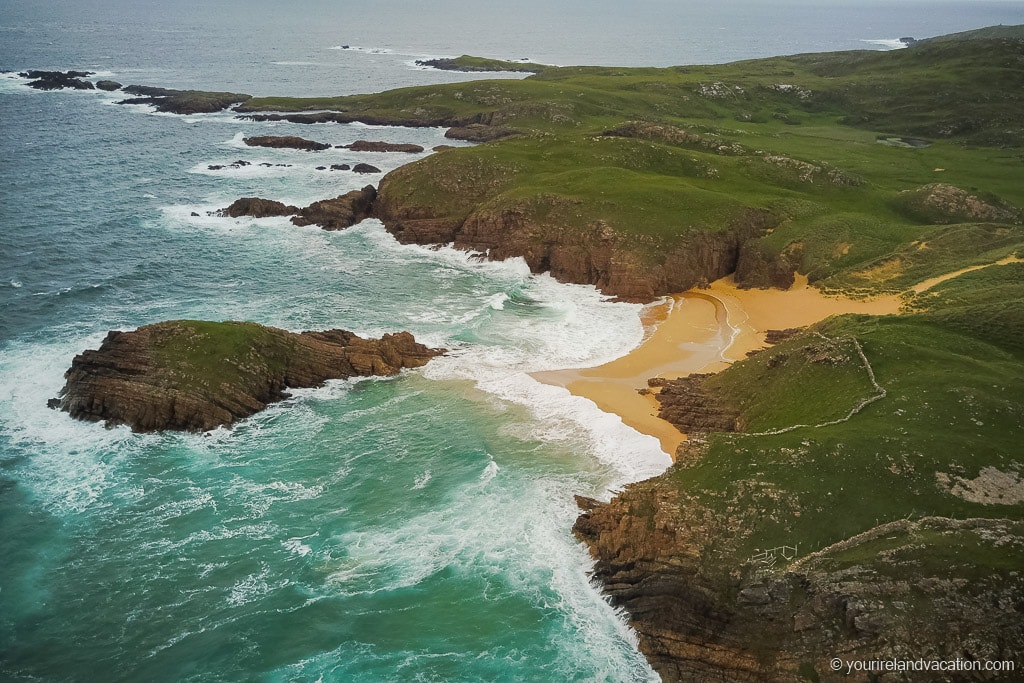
(48, 24, 1024, 681)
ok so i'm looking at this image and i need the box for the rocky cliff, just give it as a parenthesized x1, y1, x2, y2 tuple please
(374, 173, 782, 301)
(575, 488, 1024, 682)
(52, 321, 443, 432)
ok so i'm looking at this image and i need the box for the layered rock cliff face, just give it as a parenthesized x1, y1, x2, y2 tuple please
(575, 487, 1024, 682)
(53, 321, 443, 432)
(374, 176, 782, 301)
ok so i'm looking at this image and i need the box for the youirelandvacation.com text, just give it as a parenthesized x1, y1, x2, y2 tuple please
(831, 657, 1015, 676)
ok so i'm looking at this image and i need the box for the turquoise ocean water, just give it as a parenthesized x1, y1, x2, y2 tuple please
(3, 1, 1023, 680)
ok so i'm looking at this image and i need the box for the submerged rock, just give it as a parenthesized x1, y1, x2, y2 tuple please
(52, 320, 443, 432)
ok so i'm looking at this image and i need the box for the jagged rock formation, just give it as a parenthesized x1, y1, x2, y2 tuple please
(352, 163, 381, 174)
(652, 373, 743, 433)
(243, 135, 331, 151)
(897, 183, 1021, 224)
(291, 185, 377, 230)
(214, 187, 377, 231)
(218, 197, 299, 218)
(51, 320, 443, 432)
(341, 140, 425, 153)
(604, 121, 748, 156)
(574, 489, 1024, 682)
(95, 80, 122, 91)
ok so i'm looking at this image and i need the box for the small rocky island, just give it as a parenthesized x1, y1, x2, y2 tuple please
(51, 320, 443, 432)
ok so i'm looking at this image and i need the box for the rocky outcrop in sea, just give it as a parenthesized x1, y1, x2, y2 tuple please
(51, 321, 443, 432)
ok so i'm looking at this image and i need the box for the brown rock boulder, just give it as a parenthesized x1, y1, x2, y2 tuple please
(218, 197, 299, 218)
(52, 320, 444, 432)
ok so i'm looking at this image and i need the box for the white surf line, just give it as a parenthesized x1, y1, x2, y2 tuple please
(745, 331, 886, 437)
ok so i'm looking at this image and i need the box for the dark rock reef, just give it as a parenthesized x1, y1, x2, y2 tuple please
(52, 320, 443, 432)
(341, 140, 425, 153)
(20, 70, 95, 90)
(243, 135, 331, 151)
(118, 86, 251, 114)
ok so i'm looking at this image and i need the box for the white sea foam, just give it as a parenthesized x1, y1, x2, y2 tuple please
(350, 221, 672, 481)
(320, 457, 657, 678)
(861, 38, 909, 50)
(411, 470, 432, 489)
(0, 334, 154, 514)
(328, 45, 394, 54)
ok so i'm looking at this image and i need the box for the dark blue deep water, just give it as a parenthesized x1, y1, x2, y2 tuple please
(2, 1, 1022, 680)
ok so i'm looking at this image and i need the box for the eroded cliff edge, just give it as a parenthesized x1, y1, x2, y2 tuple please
(52, 321, 443, 432)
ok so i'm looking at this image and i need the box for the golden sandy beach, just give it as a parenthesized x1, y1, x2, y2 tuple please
(532, 274, 902, 457)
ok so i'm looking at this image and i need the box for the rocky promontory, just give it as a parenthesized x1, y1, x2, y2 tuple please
(118, 85, 251, 114)
(291, 186, 377, 230)
(216, 186, 377, 231)
(52, 320, 443, 432)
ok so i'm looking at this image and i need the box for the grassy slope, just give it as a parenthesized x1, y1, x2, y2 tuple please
(668, 263, 1024, 570)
